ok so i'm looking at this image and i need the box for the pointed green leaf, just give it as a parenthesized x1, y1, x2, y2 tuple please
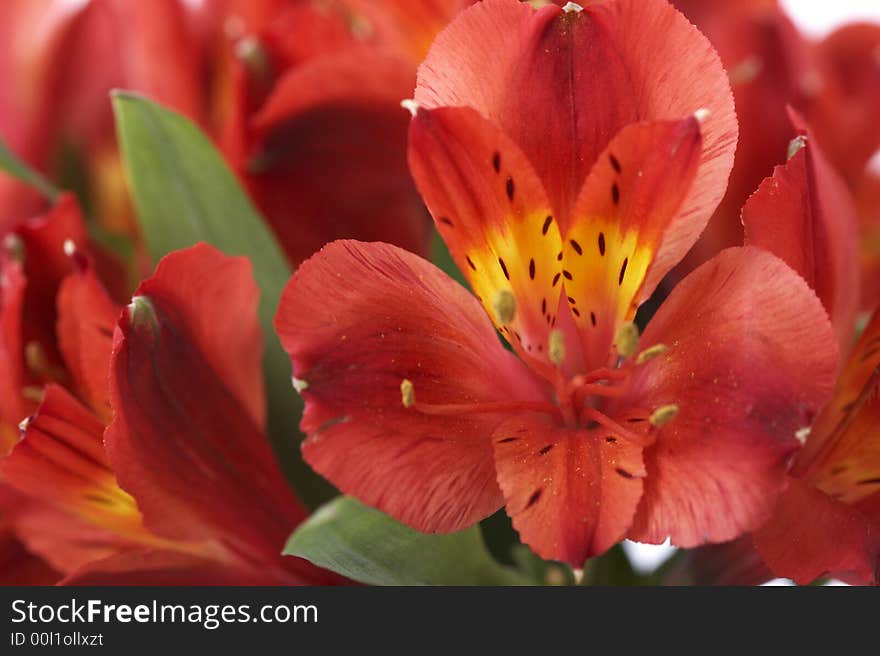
(111, 91, 333, 506)
(0, 139, 60, 201)
(285, 497, 532, 586)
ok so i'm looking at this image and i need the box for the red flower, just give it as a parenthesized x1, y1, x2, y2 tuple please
(1, 0, 469, 268)
(275, 0, 839, 566)
(672, 0, 880, 303)
(752, 309, 880, 585)
(217, 0, 474, 264)
(1, 238, 342, 584)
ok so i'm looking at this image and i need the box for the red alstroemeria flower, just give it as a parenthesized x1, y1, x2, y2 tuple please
(752, 309, 880, 585)
(672, 0, 880, 282)
(275, 0, 840, 566)
(1, 242, 342, 584)
(0, 194, 124, 456)
(0, 0, 203, 241)
(214, 0, 474, 264)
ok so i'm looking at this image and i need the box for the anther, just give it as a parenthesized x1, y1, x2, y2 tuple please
(400, 99, 420, 117)
(636, 343, 668, 365)
(614, 322, 639, 358)
(400, 379, 415, 408)
(549, 329, 566, 366)
(562, 2, 583, 13)
(235, 36, 269, 76)
(493, 289, 516, 325)
(795, 426, 811, 444)
(787, 135, 807, 161)
(128, 296, 160, 338)
(649, 404, 679, 427)
(25, 342, 49, 377)
(292, 377, 309, 393)
(3, 234, 24, 262)
(693, 107, 710, 123)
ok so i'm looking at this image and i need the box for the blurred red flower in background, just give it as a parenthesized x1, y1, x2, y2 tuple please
(0, 0, 476, 272)
(672, 0, 880, 310)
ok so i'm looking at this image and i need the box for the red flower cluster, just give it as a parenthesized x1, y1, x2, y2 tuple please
(1, 0, 878, 586)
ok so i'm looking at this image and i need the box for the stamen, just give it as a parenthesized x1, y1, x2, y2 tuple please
(400, 99, 420, 117)
(235, 36, 269, 76)
(25, 341, 49, 377)
(636, 343, 668, 365)
(493, 289, 516, 325)
(649, 404, 679, 427)
(562, 2, 583, 13)
(4, 234, 24, 262)
(787, 135, 807, 160)
(614, 322, 639, 358)
(410, 398, 562, 421)
(400, 379, 415, 408)
(292, 377, 309, 393)
(548, 329, 566, 365)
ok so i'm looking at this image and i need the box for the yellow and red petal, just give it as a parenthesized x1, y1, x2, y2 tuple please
(795, 310, 880, 503)
(563, 118, 702, 368)
(408, 106, 565, 372)
(624, 247, 838, 547)
(56, 256, 121, 422)
(276, 240, 549, 533)
(107, 244, 303, 563)
(742, 115, 860, 350)
(1, 384, 146, 542)
(753, 476, 879, 585)
(415, 0, 736, 234)
(492, 413, 645, 566)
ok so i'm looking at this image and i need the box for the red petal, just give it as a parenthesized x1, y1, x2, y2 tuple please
(1, 385, 147, 542)
(62, 548, 344, 586)
(0, 519, 60, 585)
(0, 485, 127, 575)
(671, 0, 812, 269)
(809, 23, 880, 182)
(107, 244, 305, 565)
(661, 536, 774, 586)
(276, 240, 548, 533)
(794, 310, 880, 504)
(493, 413, 645, 566)
(0, 254, 28, 454)
(754, 477, 879, 585)
(626, 247, 839, 547)
(415, 0, 736, 232)
(564, 118, 702, 368)
(742, 115, 860, 349)
(241, 51, 429, 265)
(408, 105, 564, 373)
(62, 550, 281, 586)
(855, 172, 880, 313)
(56, 257, 121, 422)
(341, 0, 474, 63)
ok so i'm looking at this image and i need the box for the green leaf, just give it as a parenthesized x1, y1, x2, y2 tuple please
(112, 91, 333, 507)
(285, 497, 532, 586)
(0, 139, 60, 201)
